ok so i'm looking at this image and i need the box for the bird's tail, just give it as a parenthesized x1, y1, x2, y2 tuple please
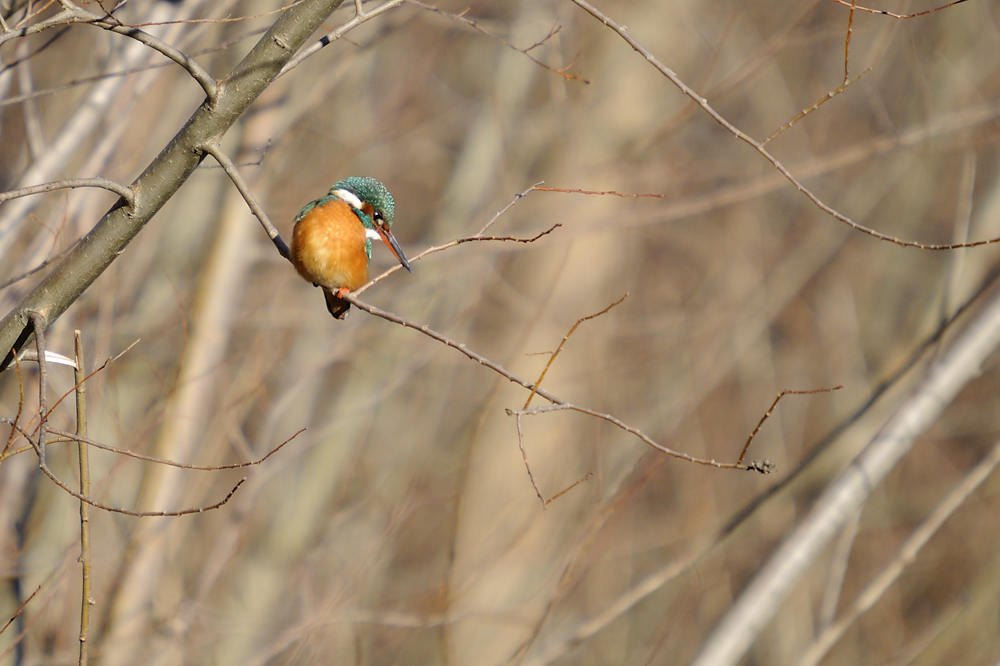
(323, 289, 351, 320)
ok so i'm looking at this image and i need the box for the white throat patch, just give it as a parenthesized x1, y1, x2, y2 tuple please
(332, 188, 363, 210)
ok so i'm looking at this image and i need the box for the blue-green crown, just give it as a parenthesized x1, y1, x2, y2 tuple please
(331, 176, 395, 228)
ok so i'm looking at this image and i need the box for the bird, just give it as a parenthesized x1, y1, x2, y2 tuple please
(290, 176, 412, 319)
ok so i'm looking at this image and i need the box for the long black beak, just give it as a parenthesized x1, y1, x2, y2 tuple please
(377, 227, 412, 273)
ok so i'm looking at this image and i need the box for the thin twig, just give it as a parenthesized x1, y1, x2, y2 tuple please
(29, 312, 47, 465)
(827, 0, 971, 18)
(357, 184, 551, 295)
(201, 141, 290, 259)
(759, 0, 867, 148)
(2, 357, 26, 457)
(843, 0, 856, 81)
(408, 1, 589, 83)
(7, 339, 248, 516)
(2, 3, 217, 98)
(569, 0, 1000, 250)
(534, 186, 665, 198)
(761, 69, 871, 147)
(74, 331, 91, 666)
(46, 427, 305, 470)
(511, 403, 773, 472)
(476, 183, 542, 235)
(34, 434, 247, 515)
(0, 586, 41, 637)
(515, 408, 594, 509)
(279, 0, 407, 77)
(457, 224, 563, 246)
(515, 412, 545, 507)
(0, 26, 272, 110)
(344, 293, 778, 473)
(546, 473, 593, 506)
(0, 178, 135, 209)
(39, 339, 141, 428)
(341, 293, 565, 404)
(73, 7, 218, 100)
(736, 387, 842, 466)
(524, 293, 628, 409)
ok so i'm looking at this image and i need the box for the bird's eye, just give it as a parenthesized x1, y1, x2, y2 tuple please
(374, 211, 383, 222)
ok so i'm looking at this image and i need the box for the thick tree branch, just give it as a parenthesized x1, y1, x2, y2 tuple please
(0, 0, 347, 373)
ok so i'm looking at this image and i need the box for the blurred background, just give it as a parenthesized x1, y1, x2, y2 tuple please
(2, 0, 1000, 664)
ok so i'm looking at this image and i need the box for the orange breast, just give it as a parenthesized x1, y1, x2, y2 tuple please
(290, 199, 370, 292)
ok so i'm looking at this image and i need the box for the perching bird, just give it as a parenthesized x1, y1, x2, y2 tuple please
(290, 176, 412, 319)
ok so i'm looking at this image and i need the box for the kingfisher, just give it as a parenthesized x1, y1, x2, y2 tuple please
(290, 176, 412, 319)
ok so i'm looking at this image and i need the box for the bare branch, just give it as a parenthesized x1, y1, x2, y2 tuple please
(74, 331, 92, 666)
(279, 0, 407, 76)
(39, 466, 247, 517)
(0, 0, 351, 374)
(761, 69, 871, 147)
(344, 293, 776, 473)
(357, 184, 550, 295)
(533, 186, 665, 199)
(523, 293, 628, 409)
(797, 436, 1000, 666)
(827, 0, 971, 18)
(0, 178, 135, 209)
(736, 387, 842, 466)
(37, 2, 220, 99)
(341, 292, 564, 404)
(569, 0, 1000, 250)
(28, 312, 48, 465)
(515, 412, 546, 507)
(408, 1, 589, 84)
(91, 20, 218, 100)
(0, 585, 40, 637)
(690, 281, 1000, 666)
(2, 7, 217, 99)
(510, 403, 771, 472)
(0, 9, 77, 46)
(201, 141, 290, 259)
(0, 27, 274, 110)
(46, 427, 305, 470)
